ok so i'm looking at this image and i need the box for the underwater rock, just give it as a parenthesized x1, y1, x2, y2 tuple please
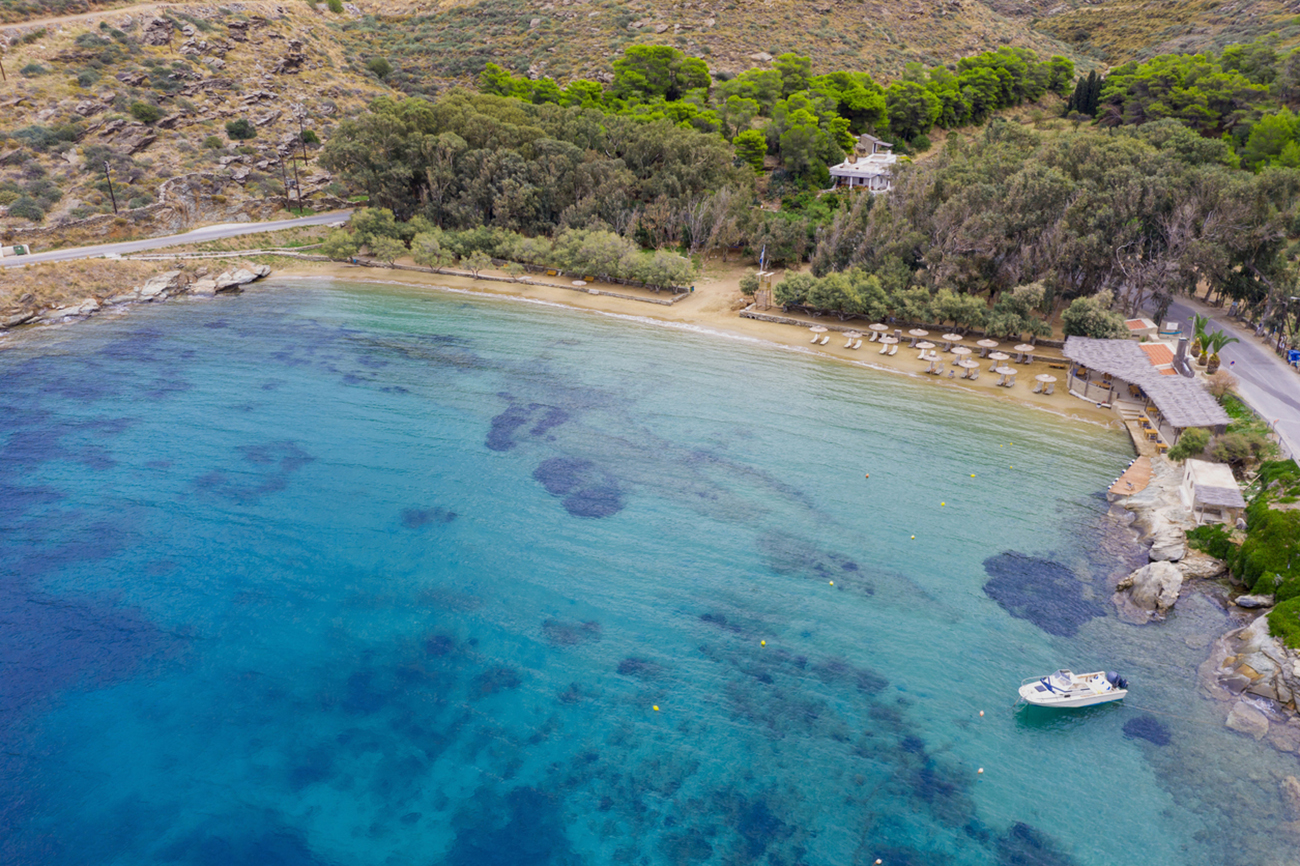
(1235, 594, 1275, 610)
(1114, 561, 1183, 624)
(982, 552, 1104, 638)
(616, 657, 662, 678)
(1122, 714, 1171, 746)
(1281, 776, 1300, 821)
(471, 665, 523, 697)
(533, 457, 624, 518)
(486, 401, 570, 451)
(1226, 699, 1270, 740)
(446, 786, 574, 866)
(995, 822, 1078, 866)
(541, 619, 601, 646)
(401, 506, 457, 528)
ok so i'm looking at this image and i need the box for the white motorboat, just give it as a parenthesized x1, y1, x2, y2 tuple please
(1018, 669, 1128, 708)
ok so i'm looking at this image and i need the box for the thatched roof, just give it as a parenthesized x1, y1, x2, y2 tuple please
(1062, 337, 1231, 430)
(1187, 459, 1247, 508)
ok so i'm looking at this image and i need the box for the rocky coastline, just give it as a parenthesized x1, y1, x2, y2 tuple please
(1, 263, 272, 331)
(1110, 454, 1300, 759)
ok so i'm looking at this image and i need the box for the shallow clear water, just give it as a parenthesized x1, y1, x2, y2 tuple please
(0, 280, 1292, 866)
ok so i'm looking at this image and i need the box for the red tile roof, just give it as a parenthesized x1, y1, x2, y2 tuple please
(1140, 343, 1175, 366)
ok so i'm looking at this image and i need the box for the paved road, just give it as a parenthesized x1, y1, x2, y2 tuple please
(0, 211, 351, 268)
(1165, 298, 1300, 459)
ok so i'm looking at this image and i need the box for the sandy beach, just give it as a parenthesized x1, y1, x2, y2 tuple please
(277, 258, 1121, 431)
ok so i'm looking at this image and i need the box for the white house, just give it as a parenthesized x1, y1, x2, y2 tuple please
(1180, 458, 1247, 526)
(829, 152, 898, 192)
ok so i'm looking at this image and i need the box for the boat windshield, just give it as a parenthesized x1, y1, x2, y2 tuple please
(1050, 671, 1073, 687)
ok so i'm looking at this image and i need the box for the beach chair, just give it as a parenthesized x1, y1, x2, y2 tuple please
(947, 370, 955, 378)
(888, 344, 898, 356)
(820, 335, 830, 345)
(1005, 375, 1017, 388)
(879, 343, 889, 354)
(845, 338, 855, 348)
(852, 339, 862, 349)
(1044, 383, 1054, 395)
(969, 370, 979, 381)
(1033, 381, 1043, 394)
(811, 334, 820, 343)
(868, 332, 878, 342)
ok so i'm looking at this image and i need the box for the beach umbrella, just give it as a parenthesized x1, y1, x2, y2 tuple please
(987, 351, 1009, 372)
(809, 325, 828, 343)
(952, 346, 972, 358)
(843, 330, 863, 347)
(1015, 343, 1036, 363)
(915, 340, 936, 360)
(976, 338, 999, 357)
(907, 328, 930, 347)
(1035, 374, 1057, 383)
(942, 333, 963, 350)
(994, 365, 1017, 387)
(956, 358, 980, 378)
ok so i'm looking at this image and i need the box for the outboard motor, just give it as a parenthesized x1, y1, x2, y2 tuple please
(1106, 671, 1128, 690)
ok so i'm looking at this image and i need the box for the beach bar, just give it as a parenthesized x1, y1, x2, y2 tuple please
(1062, 337, 1230, 446)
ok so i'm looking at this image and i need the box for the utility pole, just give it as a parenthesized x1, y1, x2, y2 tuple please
(278, 154, 292, 212)
(103, 161, 118, 214)
(0, 53, 7, 83)
(292, 103, 310, 210)
(290, 153, 303, 214)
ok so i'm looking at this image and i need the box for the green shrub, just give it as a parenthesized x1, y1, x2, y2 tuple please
(1167, 427, 1211, 462)
(739, 273, 759, 296)
(7, 195, 44, 221)
(203, 135, 223, 149)
(366, 57, 392, 79)
(327, 0, 344, 12)
(1268, 597, 1300, 648)
(129, 101, 165, 124)
(1237, 501, 1300, 590)
(300, 129, 321, 145)
(1187, 523, 1236, 562)
(77, 69, 101, 87)
(19, 63, 49, 77)
(225, 118, 257, 140)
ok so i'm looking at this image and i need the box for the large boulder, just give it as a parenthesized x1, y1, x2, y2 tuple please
(1220, 615, 1297, 704)
(141, 17, 174, 46)
(1226, 699, 1270, 740)
(1148, 529, 1186, 562)
(1115, 561, 1184, 623)
(138, 270, 184, 298)
(189, 278, 218, 297)
(214, 268, 258, 291)
(1177, 549, 1226, 579)
(1236, 594, 1276, 609)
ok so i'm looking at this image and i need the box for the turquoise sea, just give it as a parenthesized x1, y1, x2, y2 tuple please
(0, 278, 1294, 866)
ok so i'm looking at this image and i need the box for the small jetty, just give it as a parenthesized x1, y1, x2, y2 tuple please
(1108, 456, 1152, 501)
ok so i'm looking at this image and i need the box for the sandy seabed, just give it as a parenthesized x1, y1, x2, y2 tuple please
(279, 259, 1121, 434)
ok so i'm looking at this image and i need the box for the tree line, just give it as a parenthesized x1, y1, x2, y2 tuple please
(480, 44, 1075, 185)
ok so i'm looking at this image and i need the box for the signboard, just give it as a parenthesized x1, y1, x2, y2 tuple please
(1288, 349, 1299, 365)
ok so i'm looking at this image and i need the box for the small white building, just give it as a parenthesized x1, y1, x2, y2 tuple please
(1180, 459, 1247, 526)
(829, 152, 898, 192)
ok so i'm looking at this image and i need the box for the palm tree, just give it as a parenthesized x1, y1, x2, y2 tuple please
(1191, 313, 1209, 363)
(1204, 330, 1240, 374)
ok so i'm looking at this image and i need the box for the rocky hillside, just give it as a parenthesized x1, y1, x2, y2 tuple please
(0, 2, 391, 240)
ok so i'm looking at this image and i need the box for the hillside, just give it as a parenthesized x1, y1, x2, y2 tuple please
(337, 0, 1086, 94)
(1029, 0, 1300, 64)
(0, 2, 391, 239)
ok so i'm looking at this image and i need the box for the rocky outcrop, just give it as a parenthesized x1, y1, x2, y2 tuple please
(141, 17, 174, 46)
(214, 264, 271, 292)
(1178, 550, 1227, 580)
(1115, 561, 1184, 623)
(1114, 456, 1194, 562)
(1237, 594, 1276, 609)
(1218, 615, 1297, 707)
(138, 270, 187, 298)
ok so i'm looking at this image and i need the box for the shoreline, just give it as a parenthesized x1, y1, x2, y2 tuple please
(274, 261, 1122, 432)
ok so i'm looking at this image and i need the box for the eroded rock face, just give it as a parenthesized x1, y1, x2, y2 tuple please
(1115, 457, 1195, 563)
(1219, 615, 1297, 706)
(141, 17, 174, 46)
(138, 270, 185, 298)
(1115, 561, 1184, 623)
(215, 268, 258, 290)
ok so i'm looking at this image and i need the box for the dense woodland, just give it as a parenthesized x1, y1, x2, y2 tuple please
(321, 42, 1300, 344)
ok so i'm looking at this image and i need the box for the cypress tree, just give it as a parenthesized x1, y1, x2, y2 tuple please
(1084, 70, 1101, 116)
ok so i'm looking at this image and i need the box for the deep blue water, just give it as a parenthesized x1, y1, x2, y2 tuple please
(0, 280, 1292, 865)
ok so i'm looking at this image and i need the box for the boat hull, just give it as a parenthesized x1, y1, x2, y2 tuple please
(1018, 684, 1127, 708)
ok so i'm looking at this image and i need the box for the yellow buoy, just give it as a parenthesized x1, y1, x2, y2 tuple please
(910, 535, 915, 540)
(653, 705, 660, 711)
(970, 473, 975, 477)
(829, 580, 834, 585)
(761, 640, 766, 646)
(940, 502, 945, 506)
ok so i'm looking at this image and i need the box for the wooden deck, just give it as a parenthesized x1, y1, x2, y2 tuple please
(1109, 455, 1153, 499)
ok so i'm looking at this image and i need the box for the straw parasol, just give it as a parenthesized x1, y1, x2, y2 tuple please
(869, 323, 890, 332)
(952, 346, 972, 358)
(988, 351, 1009, 371)
(941, 333, 963, 350)
(976, 338, 999, 357)
(916, 341, 936, 359)
(810, 325, 828, 333)
(956, 358, 980, 378)
(845, 330, 863, 339)
(907, 328, 930, 347)
(1035, 373, 1057, 383)
(1015, 343, 1036, 363)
